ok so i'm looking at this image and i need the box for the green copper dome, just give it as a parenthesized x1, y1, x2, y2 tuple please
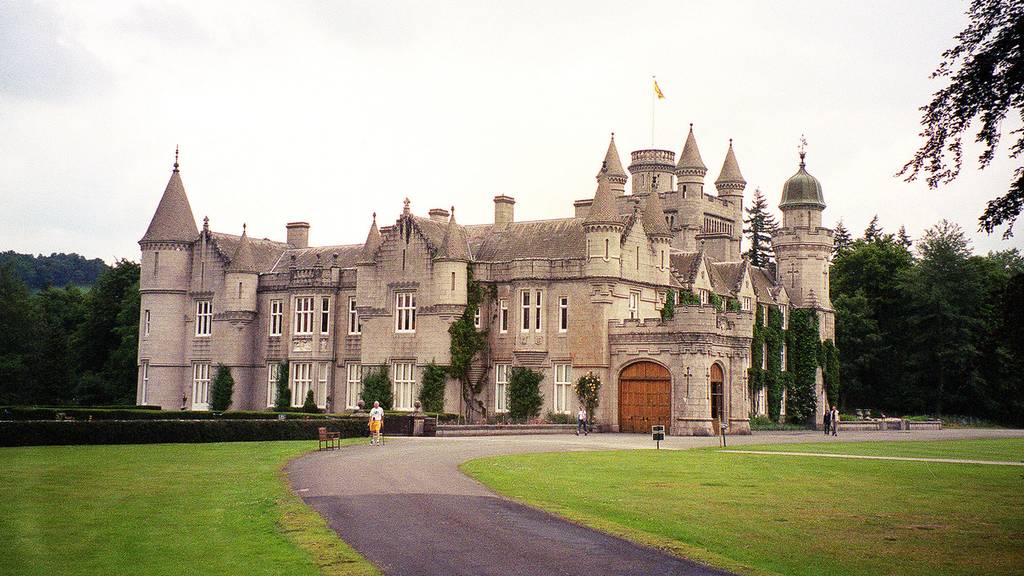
(780, 152, 825, 209)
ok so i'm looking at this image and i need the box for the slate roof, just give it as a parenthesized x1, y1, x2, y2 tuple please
(465, 218, 586, 262)
(437, 211, 471, 261)
(749, 265, 781, 302)
(600, 135, 627, 179)
(209, 232, 288, 273)
(270, 245, 363, 272)
(670, 251, 701, 283)
(715, 141, 746, 185)
(359, 216, 381, 264)
(641, 191, 672, 237)
(141, 170, 199, 243)
(225, 227, 260, 273)
(711, 261, 746, 294)
(676, 125, 707, 172)
(583, 174, 622, 226)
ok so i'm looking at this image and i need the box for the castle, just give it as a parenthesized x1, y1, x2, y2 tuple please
(136, 127, 834, 435)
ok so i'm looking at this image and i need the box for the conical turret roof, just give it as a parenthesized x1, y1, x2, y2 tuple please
(715, 140, 746, 186)
(583, 170, 623, 227)
(140, 159, 198, 244)
(676, 124, 707, 172)
(437, 208, 471, 261)
(597, 134, 627, 180)
(641, 191, 672, 237)
(226, 225, 259, 273)
(358, 214, 382, 264)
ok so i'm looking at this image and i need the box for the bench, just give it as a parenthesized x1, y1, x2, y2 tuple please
(318, 426, 340, 450)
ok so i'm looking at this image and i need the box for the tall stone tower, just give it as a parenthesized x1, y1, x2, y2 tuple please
(138, 150, 197, 408)
(628, 149, 676, 196)
(715, 140, 746, 261)
(674, 124, 708, 252)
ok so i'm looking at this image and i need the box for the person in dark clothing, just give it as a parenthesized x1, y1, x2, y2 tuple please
(823, 408, 832, 435)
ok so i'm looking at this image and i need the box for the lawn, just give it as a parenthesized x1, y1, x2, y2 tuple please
(727, 438, 1024, 462)
(0, 441, 378, 576)
(462, 439, 1024, 576)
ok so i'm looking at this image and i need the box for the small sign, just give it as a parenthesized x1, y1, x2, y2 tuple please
(652, 425, 665, 448)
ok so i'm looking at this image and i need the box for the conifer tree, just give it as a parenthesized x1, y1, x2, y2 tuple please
(864, 215, 884, 242)
(301, 389, 318, 413)
(897, 225, 913, 249)
(275, 362, 290, 411)
(743, 188, 778, 267)
(210, 364, 234, 411)
(832, 220, 853, 257)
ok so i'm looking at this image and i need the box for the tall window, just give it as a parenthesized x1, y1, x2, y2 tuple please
(270, 300, 283, 336)
(782, 343, 788, 371)
(346, 364, 362, 408)
(499, 299, 508, 333)
(761, 304, 769, 326)
(393, 362, 415, 410)
(192, 362, 210, 409)
(742, 296, 752, 311)
(495, 364, 510, 413)
(317, 362, 329, 408)
(534, 290, 543, 331)
(143, 309, 151, 337)
(699, 289, 709, 305)
(294, 297, 314, 335)
(628, 291, 640, 319)
(153, 251, 159, 278)
(554, 364, 572, 413)
(451, 271, 456, 291)
(395, 292, 416, 333)
(320, 297, 331, 335)
(290, 362, 313, 407)
(195, 300, 212, 337)
(520, 291, 531, 332)
(266, 363, 280, 407)
(762, 342, 768, 369)
(558, 297, 568, 333)
(604, 238, 609, 261)
(781, 305, 788, 329)
(348, 297, 361, 335)
(140, 361, 149, 404)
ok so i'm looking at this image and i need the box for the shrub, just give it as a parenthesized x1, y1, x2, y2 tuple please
(677, 291, 700, 305)
(275, 362, 290, 411)
(360, 367, 393, 410)
(726, 298, 742, 312)
(545, 411, 573, 424)
(301, 389, 319, 413)
(660, 289, 676, 320)
(709, 293, 724, 311)
(210, 364, 234, 412)
(574, 372, 601, 425)
(418, 362, 447, 413)
(508, 367, 544, 422)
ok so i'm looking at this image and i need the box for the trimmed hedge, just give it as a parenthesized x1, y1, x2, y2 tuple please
(0, 407, 342, 421)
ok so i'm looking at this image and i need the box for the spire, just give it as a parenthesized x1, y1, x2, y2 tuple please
(173, 145, 180, 172)
(597, 133, 627, 180)
(641, 190, 672, 237)
(437, 206, 471, 261)
(140, 152, 199, 244)
(583, 169, 623, 227)
(715, 139, 746, 188)
(676, 124, 707, 173)
(226, 223, 259, 273)
(358, 213, 382, 264)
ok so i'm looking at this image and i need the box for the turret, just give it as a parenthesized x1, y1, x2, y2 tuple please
(674, 124, 707, 251)
(628, 149, 676, 196)
(433, 207, 469, 306)
(715, 139, 746, 261)
(601, 134, 628, 195)
(224, 224, 259, 312)
(584, 168, 624, 278)
(641, 188, 672, 285)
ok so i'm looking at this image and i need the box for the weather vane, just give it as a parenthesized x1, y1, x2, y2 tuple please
(798, 134, 808, 166)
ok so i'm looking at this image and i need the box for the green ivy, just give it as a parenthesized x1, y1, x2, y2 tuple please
(819, 339, 840, 408)
(786, 308, 820, 424)
(726, 298, 742, 312)
(709, 293, 724, 311)
(360, 366, 393, 410)
(749, 305, 787, 422)
(418, 362, 447, 413)
(661, 289, 676, 320)
(447, 268, 493, 419)
(677, 291, 700, 306)
(508, 367, 544, 422)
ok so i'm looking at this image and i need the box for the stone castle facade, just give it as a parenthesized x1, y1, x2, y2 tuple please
(136, 128, 834, 435)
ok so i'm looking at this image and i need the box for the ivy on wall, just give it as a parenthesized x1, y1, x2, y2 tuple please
(819, 339, 840, 408)
(661, 289, 676, 320)
(748, 305, 787, 422)
(786, 308, 820, 423)
(447, 268, 495, 420)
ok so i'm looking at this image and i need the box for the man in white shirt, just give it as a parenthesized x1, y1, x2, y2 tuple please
(576, 406, 588, 436)
(368, 401, 384, 445)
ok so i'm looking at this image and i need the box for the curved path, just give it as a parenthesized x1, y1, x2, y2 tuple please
(286, 428, 1021, 576)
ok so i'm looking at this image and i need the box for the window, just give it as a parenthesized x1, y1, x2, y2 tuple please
(392, 362, 415, 410)
(742, 296, 752, 311)
(348, 297, 361, 335)
(699, 289, 709, 305)
(761, 304, 768, 326)
(554, 364, 572, 413)
(153, 251, 159, 278)
(451, 272, 456, 291)
(317, 362, 329, 408)
(558, 297, 568, 332)
(782, 343, 788, 371)
(195, 300, 212, 337)
(320, 298, 331, 335)
(270, 300, 283, 336)
(294, 297, 314, 335)
(473, 307, 481, 329)
(140, 361, 149, 404)
(143, 309, 151, 337)
(346, 364, 362, 408)
(499, 299, 508, 333)
(762, 342, 768, 370)
(781, 305, 788, 329)
(290, 362, 313, 407)
(266, 363, 280, 407)
(495, 364, 510, 413)
(636, 246, 640, 270)
(395, 292, 416, 332)
(604, 238, 609, 261)
(192, 363, 210, 409)
(521, 290, 531, 332)
(534, 290, 543, 331)
(237, 281, 242, 299)
(629, 291, 640, 319)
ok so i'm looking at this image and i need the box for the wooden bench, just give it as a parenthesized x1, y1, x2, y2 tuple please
(318, 426, 340, 450)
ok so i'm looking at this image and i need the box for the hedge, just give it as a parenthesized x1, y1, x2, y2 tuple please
(0, 407, 341, 421)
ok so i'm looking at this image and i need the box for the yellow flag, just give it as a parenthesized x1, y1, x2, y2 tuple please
(653, 78, 665, 99)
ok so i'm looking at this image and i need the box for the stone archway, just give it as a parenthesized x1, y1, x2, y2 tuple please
(618, 361, 671, 434)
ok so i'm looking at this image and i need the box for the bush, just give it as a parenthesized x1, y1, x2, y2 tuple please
(749, 414, 806, 431)
(678, 291, 700, 305)
(660, 289, 676, 320)
(508, 367, 544, 422)
(360, 367, 392, 410)
(210, 364, 234, 412)
(301, 389, 319, 413)
(545, 411, 573, 424)
(418, 362, 447, 413)
(275, 362, 290, 412)
(0, 407, 341, 421)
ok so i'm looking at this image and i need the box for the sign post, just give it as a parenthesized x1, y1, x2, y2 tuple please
(651, 425, 665, 449)
(720, 417, 728, 447)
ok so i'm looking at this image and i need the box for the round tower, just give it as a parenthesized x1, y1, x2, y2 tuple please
(601, 134, 628, 195)
(674, 124, 708, 251)
(584, 169, 624, 278)
(628, 149, 676, 196)
(715, 139, 747, 262)
(433, 208, 469, 306)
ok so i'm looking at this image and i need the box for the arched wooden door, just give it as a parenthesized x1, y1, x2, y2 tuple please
(618, 361, 671, 434)
(710, 363, 725, 422)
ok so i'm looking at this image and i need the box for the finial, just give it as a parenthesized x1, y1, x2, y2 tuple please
(450, 205, 455, 216)
(729, 138, 733, 146)
(601, 160, 608, 173)
(610, 131, 615, 139)
(799, 134, 807, 166)
(372, 212, 376, 222)
(403, 198, 411, 214)
(242, 222, 247, 233)
(202, 216, 209, 232)
(689, 122, 693, 130)
(173, 145, 180, 172)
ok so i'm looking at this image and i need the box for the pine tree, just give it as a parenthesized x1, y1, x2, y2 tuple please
(832, 220, 853, 257)
(864, 215, 884, 242)
(210, 364, 234, 411)
(301, 389, 319, 413)
(743, 188, 779, 267)
(275, 362, 290, 411)
(360, 366, 393, 410)
(897, 225, 913, 249)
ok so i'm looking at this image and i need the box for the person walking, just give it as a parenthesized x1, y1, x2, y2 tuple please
(823, 407, 832, 436)
(576, 405, 588, 436)
(368, 401, 384, 445)
(831, 406, 839, 436)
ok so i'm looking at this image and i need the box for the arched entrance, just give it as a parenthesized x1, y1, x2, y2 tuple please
(710, 363, 724, 423)
(618, 361, 671, 434)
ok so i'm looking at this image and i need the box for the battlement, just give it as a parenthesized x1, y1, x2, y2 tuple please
(608, 304, 753, 340)
(629, 149, 676, 166)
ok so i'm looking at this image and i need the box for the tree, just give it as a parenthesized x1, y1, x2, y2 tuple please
(360, 366, 393, 411)
(574, 372, 602, 425)
(32, 286, 86, 404)
(275, 362, 290, 411)
(418, 362, 447, 413)
(832, 220, 853, 257)
(0, 266, 38, 404)
(863, 215, 884, 242)
(897, 225, 913, 249)
(898, 0, 1024, 237)
(210, 364, 234, 411)
(301, 389, 319, 413)
(743, 188, 779, 267)
(660, 289, 676, 320)
(508, 367, 544, 422)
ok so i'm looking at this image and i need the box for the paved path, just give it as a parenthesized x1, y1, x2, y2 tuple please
(285, 428, 1022, 576)
(720, 449, 1024, 466)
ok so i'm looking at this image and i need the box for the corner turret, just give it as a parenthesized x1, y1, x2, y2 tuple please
(584, 169, 624, 278)
(715, 140, 747, 261)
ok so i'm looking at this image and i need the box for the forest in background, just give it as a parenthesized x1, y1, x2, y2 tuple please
(0, 251, 109, 291)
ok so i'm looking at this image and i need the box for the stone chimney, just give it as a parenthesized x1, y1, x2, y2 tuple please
(428, 208, 450, 222)
(494, 195, 515, 226)
(286, 222, 309, 248)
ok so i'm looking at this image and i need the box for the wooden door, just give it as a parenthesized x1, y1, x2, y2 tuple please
(710, 363, 724, 423)
(618, 361, 671, 434)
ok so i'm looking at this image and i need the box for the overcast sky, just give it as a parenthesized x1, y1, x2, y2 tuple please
(1, 0, 1021, 262)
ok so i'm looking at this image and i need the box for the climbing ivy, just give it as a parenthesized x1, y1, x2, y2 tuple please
(661, 289, 676, 320)
(447, 268, 493, 420)
(786, 308, 820, 424)
(748, 305, 787, 422)
(709, 293, 724, 311)
(819, 339, 840, 408)
(677, 290, 700, 306)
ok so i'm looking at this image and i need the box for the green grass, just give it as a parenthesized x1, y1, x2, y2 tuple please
(463, 440, 1024, 576)
(0, 441, 378, 576)
(728, 438, 1024, 462)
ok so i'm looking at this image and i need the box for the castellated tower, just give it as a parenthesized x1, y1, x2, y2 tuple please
(674, 124, 708, 252)
(137, 152, 197, 407)
(628, 149, 676, 196)
(714, 140, 746, 262)
(584, 168, 624, 278)
(213, 224, 260, 408)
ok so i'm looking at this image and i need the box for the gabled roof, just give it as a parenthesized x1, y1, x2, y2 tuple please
(715, 140, 746, 186)
(465, 218, 586, 262)
(670, 251, 702, 284)
(436, 210, 471, 262)
(141, 170, 199, 243)
(749, 265, 781, 302)
(208, 232, 288, 273)
(676, 124, 707, 172)
(225, 226, 260, 273)
(710, 261, 747, 294)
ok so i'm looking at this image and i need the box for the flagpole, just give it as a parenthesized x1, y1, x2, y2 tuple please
(651, 75, 656, 147)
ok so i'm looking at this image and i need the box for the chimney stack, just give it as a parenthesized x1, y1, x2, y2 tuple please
(494, 195, 515, 227)
(428, 208, 450, 222)
(286, 222, 309, 248)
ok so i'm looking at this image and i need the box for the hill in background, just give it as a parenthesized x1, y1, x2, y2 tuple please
(0, 251, 109, 291)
